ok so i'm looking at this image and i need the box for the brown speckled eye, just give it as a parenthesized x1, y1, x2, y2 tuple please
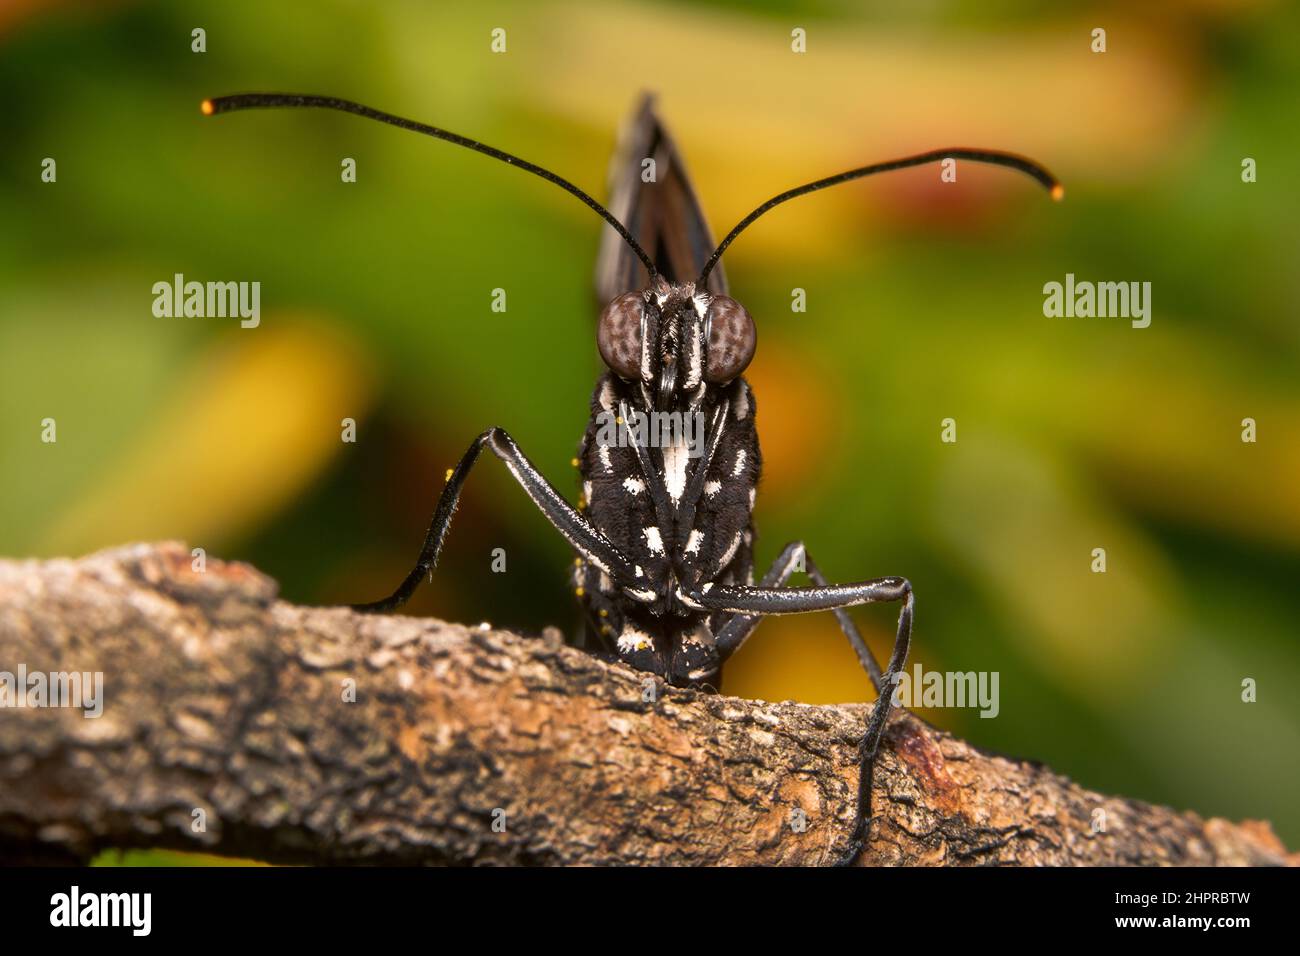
(597, 292, 645, 380)
(704, 295, 755, 383)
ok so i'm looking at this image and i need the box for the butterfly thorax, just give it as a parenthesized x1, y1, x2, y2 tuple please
(572, 348, 761, 686)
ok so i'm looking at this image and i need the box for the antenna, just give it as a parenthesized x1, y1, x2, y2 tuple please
(202, 93, 657, 276)
(698, 147, 1062, 285)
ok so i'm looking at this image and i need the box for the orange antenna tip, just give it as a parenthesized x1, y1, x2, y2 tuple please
(200, 99, 215, 116)
(1050, 183, 1065, 202)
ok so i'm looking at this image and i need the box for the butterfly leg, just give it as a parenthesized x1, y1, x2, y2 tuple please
(715, 542, 885, 690)
(353, 427, 641, 612)
(695, 566, 913, 866)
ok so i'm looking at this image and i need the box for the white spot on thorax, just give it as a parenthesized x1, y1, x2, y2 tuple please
(732, 383, 750, 420)
(732, 449, 747, 477)
(686, 325, 702, 387)
(624, 476, 645, 495)
(663, 436, 689, 502)
(717, 531, 742, 570)
(643, 526, 665, 554)
(704, 480, 721, 497)
(685, 529, 703, 554)
(617, 627, 655, 654)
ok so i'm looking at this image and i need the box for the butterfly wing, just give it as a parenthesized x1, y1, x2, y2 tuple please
(595, 94, 728, 302)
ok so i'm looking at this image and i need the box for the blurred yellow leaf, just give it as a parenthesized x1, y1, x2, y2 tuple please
(933, 435, 1178, 694)
(43, 316, 373, 555)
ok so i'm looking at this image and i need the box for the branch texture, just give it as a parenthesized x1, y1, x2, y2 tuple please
(0, 543, 1292, 866)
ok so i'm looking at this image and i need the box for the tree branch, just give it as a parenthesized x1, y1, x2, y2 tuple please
(0, 542, 1291, 866)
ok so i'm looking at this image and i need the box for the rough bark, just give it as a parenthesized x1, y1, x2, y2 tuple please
(0, 542, 1291, 866)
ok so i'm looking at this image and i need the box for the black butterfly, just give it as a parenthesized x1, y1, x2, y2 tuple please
(204, 91, 1060, 864)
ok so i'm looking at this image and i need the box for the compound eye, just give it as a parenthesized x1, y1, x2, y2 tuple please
(704, 295, 756, 383)
(597, 292, 645, 380)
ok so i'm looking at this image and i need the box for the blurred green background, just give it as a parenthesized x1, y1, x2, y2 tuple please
(2, 0, 1298, 864)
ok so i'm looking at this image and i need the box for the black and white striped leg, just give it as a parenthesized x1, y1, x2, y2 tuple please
(715, 542, 885, 691)
(692, 571, 913, 866)
(353, 427, 640, 613)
